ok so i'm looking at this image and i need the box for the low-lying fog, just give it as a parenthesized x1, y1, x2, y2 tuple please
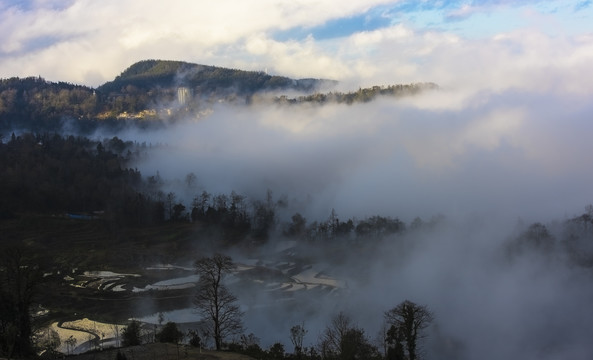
(110, 86, 593, 359)
(121, 87, 593, 224)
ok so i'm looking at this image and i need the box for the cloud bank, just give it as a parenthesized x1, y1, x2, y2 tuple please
(124, 80, 593, 226)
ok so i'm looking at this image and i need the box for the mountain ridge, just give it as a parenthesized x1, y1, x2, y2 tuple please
(98, 59, 335, 95)
(0, 59, 437, 133)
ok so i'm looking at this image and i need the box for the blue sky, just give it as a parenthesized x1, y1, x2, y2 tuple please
(274, 0, 592, 41)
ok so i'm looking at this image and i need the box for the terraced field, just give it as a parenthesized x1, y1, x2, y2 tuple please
(4, 214, 345, 355)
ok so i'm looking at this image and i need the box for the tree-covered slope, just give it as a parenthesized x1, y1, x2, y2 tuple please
(0, 76, 98, 130)
(0, 59, 437, 133)
(98, 59, 333, 95)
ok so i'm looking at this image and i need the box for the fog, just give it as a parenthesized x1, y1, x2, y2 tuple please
(224, 215, 593, 360)
(108, 84, 593, 359)
(125, 86, 593, 223)
(360, 219, 593, 360)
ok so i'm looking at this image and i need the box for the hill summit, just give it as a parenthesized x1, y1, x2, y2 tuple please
(98, 59, 334, 95)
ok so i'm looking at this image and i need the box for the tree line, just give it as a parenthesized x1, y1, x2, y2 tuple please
(0, 59, 329, 132)
(0, 132, 142, 218)
(118, 304, 432, 360)
(0, 132, 407, 244)
(0, 71, 434, 134)
(273, 83, 438, 105)
(4, 131, 593, 265)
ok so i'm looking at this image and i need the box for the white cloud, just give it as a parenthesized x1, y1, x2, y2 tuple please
(0, 0, 591, 91)
(339, 25, 593, 95)
(0, 0, 397, 85)
(118, 77, 592, 224)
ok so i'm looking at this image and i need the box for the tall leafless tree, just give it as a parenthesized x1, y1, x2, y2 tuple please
(319, 312, 351, 358)
(318, 312, 380, 359)
(385, 300, 434, 360)
(290, 323, 307, 357)
(193, 254, 243, 350)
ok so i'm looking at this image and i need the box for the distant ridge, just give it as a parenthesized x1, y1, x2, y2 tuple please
(97, 59, 335, 95)
(0, 60, 437, 133)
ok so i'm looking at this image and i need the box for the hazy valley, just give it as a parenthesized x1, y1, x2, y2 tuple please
(2, 59, 593, 360)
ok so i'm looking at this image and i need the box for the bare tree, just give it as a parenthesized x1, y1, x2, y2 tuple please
(290, 323, 307, 357)
(385, 300, 434, 360)
(194, 254, 243, 350)
(319, 312, 352, 358)
(318, 312, 380, 359)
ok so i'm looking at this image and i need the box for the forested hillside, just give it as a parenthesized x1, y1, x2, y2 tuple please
(0, 133, 144, 219)
(0, 59, 437, 133)
(98, 59, 330, 95)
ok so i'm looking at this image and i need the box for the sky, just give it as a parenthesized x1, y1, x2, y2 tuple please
(0, 0, 592, 90)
